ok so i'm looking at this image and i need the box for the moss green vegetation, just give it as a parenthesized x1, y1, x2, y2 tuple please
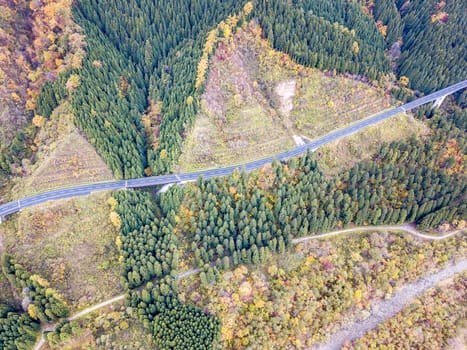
(2, 1, 465, 349)
(345, 272, 467, 350)
(178, 231, 466, 348)
(0, 308, 39, 350)
(369, 0, 466, 93)
(3, 255, 69, 322)
(0, 267, 16, 306)
(42, 301, 157, 350)
(256, 0, 390, 80)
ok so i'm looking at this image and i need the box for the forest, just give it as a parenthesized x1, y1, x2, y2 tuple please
(1, 0, 466, 349)
(178, 231, 465, 348)
(1, 0, 464, 184)
(369, 0, 466, 93)
(104, 103, 466, 349)
(0, 255, 70, 349)
(34, 0, 405, 180)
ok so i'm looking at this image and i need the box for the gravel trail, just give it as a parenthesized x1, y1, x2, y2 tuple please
(312, 259, 467, 350)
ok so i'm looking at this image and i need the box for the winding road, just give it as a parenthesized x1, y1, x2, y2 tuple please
(1, 80, 466, 220)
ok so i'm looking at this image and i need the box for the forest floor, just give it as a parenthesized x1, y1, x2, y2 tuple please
(313, 260, 467, 350)
(177, 23, 424, 172)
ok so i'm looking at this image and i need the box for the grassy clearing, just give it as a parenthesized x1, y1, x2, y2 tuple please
(2, 192, 123, 312)
(314, 113, 430, 176)
(293, 76, 389, 137)
(178, 22, 396, 171)
(11, 102, 113, 199)
(177, 231, 466, 349)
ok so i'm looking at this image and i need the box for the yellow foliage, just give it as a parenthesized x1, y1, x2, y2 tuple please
(28, 304, 40, 320)
(195, 56, 209, 89)
(115, 235, 122, 250)
(160, 149, 168, 160)
(30, 274, 50, 287)
(107, 197, 118, 211)
(203, 29, 218, 55)
(32, 115, 46, 127)
(254, 297, 265, 309)
(109, 211, 122, 229)
(351, 41, 360, 54)
(65, 74, 81, 93)
(45, 288, 57, 297)
(71, 52, 84, 69)
(243, 2, 254, 16)
(186, 95, 194, 105)
(399, 76, 410, 87)
(10, 92, 21, 102)
(144, 167, 153, 176)
(26, 99, 37, 111)
(92, 60, 102, 68)
(233, 265, 248, 280)
(354, 289, 362, 302)
(267, 264, 278, 276)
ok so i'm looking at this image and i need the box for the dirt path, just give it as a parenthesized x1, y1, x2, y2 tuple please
(311, 259, 467, 350)
(32, 295, 126, 350)
(176, 268, 201, 280)
(32, 225, 464, 349)
(67, 294, 125, 321)
(292, 224, 465, 244)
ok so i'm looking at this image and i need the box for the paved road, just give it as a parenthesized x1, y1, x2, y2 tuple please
(1, 80, 466, 219)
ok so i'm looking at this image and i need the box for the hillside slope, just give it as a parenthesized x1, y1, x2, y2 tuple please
(179, 23, 400, 171)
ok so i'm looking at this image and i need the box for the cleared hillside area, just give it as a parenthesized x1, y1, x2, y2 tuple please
(0, 102, 120, 312)
(178, 23, 395, 171)
(12, 102, 113, 198)
(1, 192, 123, 312)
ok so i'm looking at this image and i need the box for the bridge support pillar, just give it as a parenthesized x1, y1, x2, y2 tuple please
(433, 94, 447, 109)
